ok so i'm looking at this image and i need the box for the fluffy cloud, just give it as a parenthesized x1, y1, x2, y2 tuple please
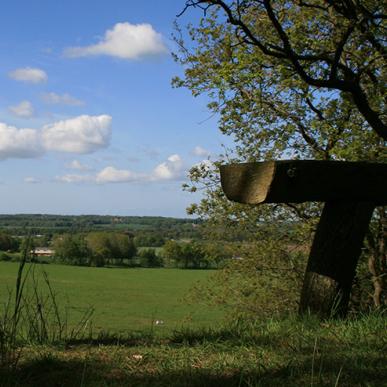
(0, 123, 42, 160)
(8, 67, 47, 83)
(192, 146, 210, 157)
(57, 154, 186, 184)
(66, 159, 91, 171)
(64, 22, 168, 60)
(42, 92, 84, 106)
(95, 166, 143, 184)
(0, 115, 111, 160)
(42, 115, 112, 154)
(8, 100, 34, 118)
(151, 154, 184, 181)
(56, 174, 93, 183)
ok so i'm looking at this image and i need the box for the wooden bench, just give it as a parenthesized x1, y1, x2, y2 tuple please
(220, 160, 387, 317)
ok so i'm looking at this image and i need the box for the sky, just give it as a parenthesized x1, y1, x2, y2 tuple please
(0, 0, 228, 218)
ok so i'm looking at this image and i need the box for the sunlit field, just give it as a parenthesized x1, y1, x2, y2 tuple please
(0, 261, 223, 333)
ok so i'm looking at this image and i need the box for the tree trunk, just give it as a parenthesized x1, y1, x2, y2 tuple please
(299, 201, 375, 318)
(366, 207, 386, 308)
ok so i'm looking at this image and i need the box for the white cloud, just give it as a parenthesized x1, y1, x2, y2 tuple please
(64, 22, 168, 60)
(42, 92, 84, 106)
(95, 166, 143, 184)
(66, 159, 91, 171)
(192, 146, 210, 157)
(42, 114, 112, 154)
(0, 115, 111, 160)
(0, 123, 42, 160)
(24, 177, 40, 184)
(8, 67, 47, 83)
(151, 154, 184, 181)
(55, 174, 93, 183)
(8, 100, 34, 118)
(57, 154, 186, 185)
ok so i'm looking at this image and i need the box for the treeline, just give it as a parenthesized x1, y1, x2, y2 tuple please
(0, 230, 233, 269)
(52, 232, 137, 267)
(0, 214, 201, 240)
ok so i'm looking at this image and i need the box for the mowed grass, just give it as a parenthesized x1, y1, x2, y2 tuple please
(0, 261, 223, 333)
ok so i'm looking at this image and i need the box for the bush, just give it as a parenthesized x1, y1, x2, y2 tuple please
(0, 252, 11, 261)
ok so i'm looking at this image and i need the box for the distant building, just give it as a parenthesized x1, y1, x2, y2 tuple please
(32, 247, 55, 257)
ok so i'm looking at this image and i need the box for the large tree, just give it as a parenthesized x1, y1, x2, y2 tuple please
(178, 0, 386, 140)
(174, 0, 386, 317)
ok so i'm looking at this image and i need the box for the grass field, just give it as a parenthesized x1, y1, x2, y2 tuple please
(0, 261, 223, 333)
(1, 314, 386, 386)
(1, 262, 386, 386)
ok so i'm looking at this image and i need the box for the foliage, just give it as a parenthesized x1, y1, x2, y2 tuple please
(0, 232, 19, 252)
(52, 234, 90, 266)
(138, 248, 163, 267)
(189, 237, 308, 320)
(177, 0, 386, 142)
(134, 232, 165, 247)
(52, 232, 136, 267)
(162, 240, 208, 268)
(0, 214, 201, 240)
(0, 252, 12, 262)
(86, 232, 136, 266)
(174, 0, 386, 314)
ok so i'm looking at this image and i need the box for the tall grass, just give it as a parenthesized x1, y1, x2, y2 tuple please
(0, 240, 94, 370)
(0, 238, 31, 368)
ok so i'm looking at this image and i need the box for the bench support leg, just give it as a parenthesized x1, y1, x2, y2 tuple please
(299, 201, 375, 318)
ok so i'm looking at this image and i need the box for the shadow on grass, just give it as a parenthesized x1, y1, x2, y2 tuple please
(1, 349, 385, 387)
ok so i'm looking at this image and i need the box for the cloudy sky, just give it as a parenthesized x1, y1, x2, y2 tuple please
(0, 0, 227, 217)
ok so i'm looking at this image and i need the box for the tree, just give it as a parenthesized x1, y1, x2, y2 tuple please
(162, 240, 183, 267)
(162, 240, 207, 268)
(178, 1, 386, 140)
(86, 232, 136, 266)
(52, 234, 90, 266)
(109, 233, 137, 265)
(175, 0, 386, 317)
(139, 248, 163, 267)
(0, 232, 19, 252)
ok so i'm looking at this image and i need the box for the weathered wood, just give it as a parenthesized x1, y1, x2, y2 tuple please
(299, 201, 375, 318)
(220, 160, 387, 204)
(219, 159, 387, 318)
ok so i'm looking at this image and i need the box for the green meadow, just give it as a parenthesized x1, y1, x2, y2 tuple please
(0, 261, 223, 333)
(1, 261, 386, 386)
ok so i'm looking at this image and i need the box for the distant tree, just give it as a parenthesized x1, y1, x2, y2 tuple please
(85, 232, 111, 266)
(52, 234, 90, 266)
(180, 243, 205, 269)
(0, 251, 11, 261)
(86, 232, 136, 266)
(0, 232, 19, 252)
(139, 248, 163, 268)
(134, 232, 165, 247)
(162, 240, 183, 267)
(162, 240, 207, 269)
(110, 233, 137, 265)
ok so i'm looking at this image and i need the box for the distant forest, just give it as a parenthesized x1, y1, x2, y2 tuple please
(0, 214, 201, 239)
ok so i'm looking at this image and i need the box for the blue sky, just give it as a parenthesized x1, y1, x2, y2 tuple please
(0, 0, 227, 217)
